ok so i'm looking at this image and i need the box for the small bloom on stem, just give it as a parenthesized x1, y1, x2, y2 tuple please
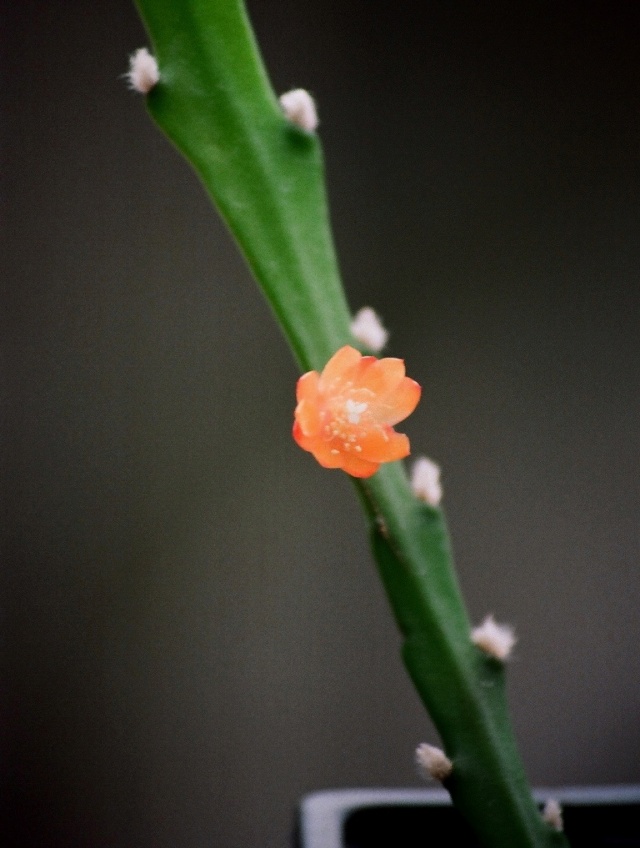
(471, 614, 516, 661)
(126, 48, 160, 94)
(350, 306, 389, 352)
(415, 743, 453, 782)
(293, 345, 421, 478)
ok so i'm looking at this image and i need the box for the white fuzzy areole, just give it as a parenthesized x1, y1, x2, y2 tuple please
(279, 88, 319, 132)
(410, 456, 442, 506)
(350, 306, 389, 352)
(415, 743, 453, 782)
(542, 799, 563, 831)
(471, 614, 516, 661)
(127, 47, 159, 94)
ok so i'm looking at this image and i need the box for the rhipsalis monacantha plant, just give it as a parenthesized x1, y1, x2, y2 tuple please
(127, 3, 570, 846)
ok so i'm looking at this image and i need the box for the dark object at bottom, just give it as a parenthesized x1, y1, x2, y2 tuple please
(295, 786, 640, 848)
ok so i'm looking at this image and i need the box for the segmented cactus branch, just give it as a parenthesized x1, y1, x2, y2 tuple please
(131, 2, 570, 845)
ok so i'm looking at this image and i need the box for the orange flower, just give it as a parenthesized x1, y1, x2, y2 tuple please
(293, 345, 421, 478)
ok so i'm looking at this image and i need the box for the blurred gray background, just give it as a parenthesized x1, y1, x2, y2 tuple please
(4, 1, 640, 846)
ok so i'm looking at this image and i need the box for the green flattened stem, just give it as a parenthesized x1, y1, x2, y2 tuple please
(133, 2, 570, 846)
(134, 0, 351, 372)
(360, 464, 568, 848)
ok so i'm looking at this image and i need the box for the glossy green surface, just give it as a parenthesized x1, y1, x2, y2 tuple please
(135, 0, 351, 372)
(133, 2, 569, 845)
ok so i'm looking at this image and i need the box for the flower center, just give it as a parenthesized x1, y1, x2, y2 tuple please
(344, 399, 368, 424)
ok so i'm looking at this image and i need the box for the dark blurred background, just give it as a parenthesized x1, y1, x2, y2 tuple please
(4, 1, 640, 846)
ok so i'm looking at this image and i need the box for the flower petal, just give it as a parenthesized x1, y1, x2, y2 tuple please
(296, 370, 320, 403)
(294, 398, 322, 437)
(318, 345, 362, 392)
(292, 419, 309, 450)
(293, 426, 344, 469)
(311, 447, 347, 470)
(358, 357, 406, 398)
(350, 353, 379, 384)
(375, 377, 421, 425)
(358, 428, 410, 463)
(338, 452, 380, 478)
